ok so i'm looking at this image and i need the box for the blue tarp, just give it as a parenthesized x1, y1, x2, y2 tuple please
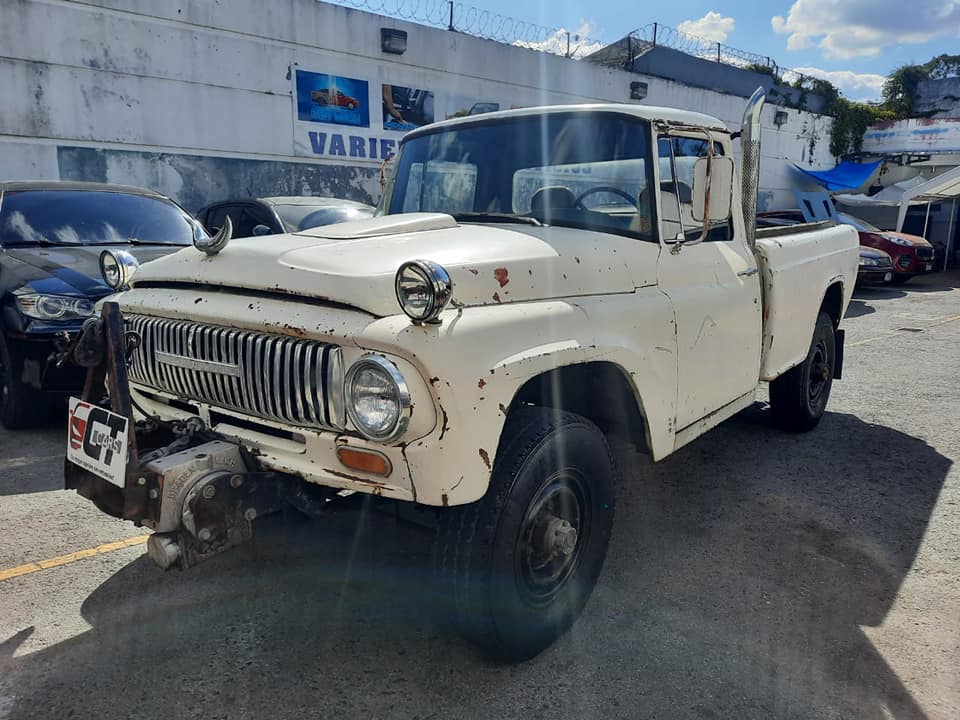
(793, 160, 882, 191)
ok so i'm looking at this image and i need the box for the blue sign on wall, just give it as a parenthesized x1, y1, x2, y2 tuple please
(295, 70, 370, 128)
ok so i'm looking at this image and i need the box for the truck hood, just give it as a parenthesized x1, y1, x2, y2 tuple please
(131, 213, 648, 316)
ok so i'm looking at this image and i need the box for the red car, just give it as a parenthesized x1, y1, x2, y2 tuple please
(310, 89, 359, 111)
(838, 212, 935, 284)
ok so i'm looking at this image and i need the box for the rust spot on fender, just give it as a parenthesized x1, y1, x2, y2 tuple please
(429, 376, 440, 385)
(574, 256, 581, 264)
(479, 448, 491, 469)
(441, 493, 448, 506)
(498, 402, 507, 415)
(494, 267, 510, 287)
(478, 378, 486, 389)
(492, 292, 501, 303)
(469, 268, 479, 275)
(438, 405, 450, 441)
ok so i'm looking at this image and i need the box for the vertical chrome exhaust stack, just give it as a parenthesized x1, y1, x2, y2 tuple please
(740, 87, 766, 250)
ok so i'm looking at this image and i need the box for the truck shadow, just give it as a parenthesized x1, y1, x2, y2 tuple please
(1, 407, 951, 719)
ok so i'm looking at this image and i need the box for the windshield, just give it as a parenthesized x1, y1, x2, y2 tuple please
(0, 190, 197, 247)
(384, 112, 655, 241)
(275, 203, 375, 231)
(838, 211, 882, 233)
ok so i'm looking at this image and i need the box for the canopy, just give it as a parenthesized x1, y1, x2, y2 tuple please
(834, 177, 928, 208)
(794, 160, 881, 191)
(896, 165, 960, 231)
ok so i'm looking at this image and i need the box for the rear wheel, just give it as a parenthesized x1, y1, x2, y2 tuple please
(769, 312, 835, 432)
(0, 333, 48, 429)
(434, 407, 616, 661)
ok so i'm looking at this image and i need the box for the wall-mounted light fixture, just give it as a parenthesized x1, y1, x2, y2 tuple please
(381, 28, 407, 55)
(774, 110, 789, 128)
(630, 81, 648, 100)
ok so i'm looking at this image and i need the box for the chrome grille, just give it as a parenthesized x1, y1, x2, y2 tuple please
(126, 315, 344, 430)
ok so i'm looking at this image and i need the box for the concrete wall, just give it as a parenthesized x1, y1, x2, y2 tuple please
(1, 0, 835, 211)
(915, 78, 960, 119)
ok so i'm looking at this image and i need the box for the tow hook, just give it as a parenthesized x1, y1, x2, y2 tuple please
(142, 440, 280, 570)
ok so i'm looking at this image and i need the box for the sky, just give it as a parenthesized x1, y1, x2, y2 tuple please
(436, 0, 960, 101)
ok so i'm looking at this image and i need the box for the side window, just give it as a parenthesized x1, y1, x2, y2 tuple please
(223, 204, 274, 238)
(205, 206, 229, 234)
(658, 135, 731, 242)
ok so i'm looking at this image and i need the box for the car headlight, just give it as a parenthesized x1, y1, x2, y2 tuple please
(884, 235, 913, 247)
(99, 249, 140, 290)
(859, 256, 881, 267)
(16, 294, 96, 321)
(395, 260, 453, 324)
(345, 355, 411, 442)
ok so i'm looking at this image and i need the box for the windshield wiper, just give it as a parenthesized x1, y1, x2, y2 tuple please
(451, 212, 542, 226)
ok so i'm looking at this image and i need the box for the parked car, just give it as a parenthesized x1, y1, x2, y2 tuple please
(837, 212, 935, 284)
(65, 92, 859, 661)
(856, 246, 894, 285)
(195, 197, 375, 238)
(0, 181, 200, 428)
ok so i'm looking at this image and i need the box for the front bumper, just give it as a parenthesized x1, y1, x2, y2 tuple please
(4, 333, 86, 393)
(893, 251, 936, 275)
(856, 266, 893, 284)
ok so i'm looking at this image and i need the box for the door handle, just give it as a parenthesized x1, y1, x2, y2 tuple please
(737, 267, 759, 277)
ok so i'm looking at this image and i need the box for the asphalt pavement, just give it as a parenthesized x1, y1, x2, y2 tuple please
(1, 273, 958, 719)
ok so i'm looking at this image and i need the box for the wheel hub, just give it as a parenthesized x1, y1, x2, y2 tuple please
(544, 516, 578, 557)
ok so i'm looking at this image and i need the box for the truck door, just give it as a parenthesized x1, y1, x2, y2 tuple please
(655, 135, 762, 430)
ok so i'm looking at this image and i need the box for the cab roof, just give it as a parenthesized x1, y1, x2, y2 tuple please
(403, 103, 731, 142)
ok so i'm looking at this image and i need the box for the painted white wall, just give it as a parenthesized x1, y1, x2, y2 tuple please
(1, 0, 834, 209)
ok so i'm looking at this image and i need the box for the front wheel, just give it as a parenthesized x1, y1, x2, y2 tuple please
(434, 407, 616, 661)
(769, 311, 835, 432)
(0, 333, 47, 429)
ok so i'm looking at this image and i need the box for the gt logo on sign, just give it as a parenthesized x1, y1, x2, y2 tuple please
(66, 398, 130, 488)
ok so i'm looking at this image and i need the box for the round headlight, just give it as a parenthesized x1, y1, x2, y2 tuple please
(345, 355, 411, 442)
(395, 260, 453, 324)
(99, 249, 140, 290)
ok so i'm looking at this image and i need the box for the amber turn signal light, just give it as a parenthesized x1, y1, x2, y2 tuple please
(336, 446, 393, 477)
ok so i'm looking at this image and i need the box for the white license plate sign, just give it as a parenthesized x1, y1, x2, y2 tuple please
(67, 398, 129, 488)
(925, 263, 933, 271)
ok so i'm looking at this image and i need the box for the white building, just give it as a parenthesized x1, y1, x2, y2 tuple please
(1, 0, 836, 211)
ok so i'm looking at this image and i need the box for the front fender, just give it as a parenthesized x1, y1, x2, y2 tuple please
(359, 291, 678, 506)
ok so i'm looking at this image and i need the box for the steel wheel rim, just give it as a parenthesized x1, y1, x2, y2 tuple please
(514, 471, 590, 607)
(808, 340, 830, 403)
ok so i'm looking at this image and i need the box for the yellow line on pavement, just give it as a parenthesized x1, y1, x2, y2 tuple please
(0, 535, 149, 582)
(847, 314, 960, 348)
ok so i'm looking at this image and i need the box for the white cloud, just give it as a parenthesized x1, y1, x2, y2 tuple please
(514, 22, 605, 57)
(677, 11, 736, 43)
(788, 66, 887, 101)
(772, 0, 960, 59)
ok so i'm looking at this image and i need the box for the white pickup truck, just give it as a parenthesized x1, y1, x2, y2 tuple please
(65, 89, 858, 661)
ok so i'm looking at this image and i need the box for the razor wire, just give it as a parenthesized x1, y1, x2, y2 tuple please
(322, 0, 605, 58)
(321, 2, 809, 82)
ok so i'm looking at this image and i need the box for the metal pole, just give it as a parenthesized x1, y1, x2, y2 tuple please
(922, 201, 932, 240)
(945, 197, 957, 271)
(652, 22, 657, 46)
(566, 31, 571, 58)
(717, 42, 721, 63)
(448, 1, 454, 31)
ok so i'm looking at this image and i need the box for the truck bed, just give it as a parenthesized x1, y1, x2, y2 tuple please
(754, 220, 859, 380)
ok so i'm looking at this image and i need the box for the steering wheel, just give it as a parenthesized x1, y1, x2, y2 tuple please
(574, 186, 638, 210)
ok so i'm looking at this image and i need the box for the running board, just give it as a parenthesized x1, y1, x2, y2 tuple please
(672, 390, 757, 453)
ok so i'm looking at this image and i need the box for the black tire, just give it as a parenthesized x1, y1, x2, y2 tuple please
(889, 273, 912, 285)
(0, 332, 48, 429)
(769, 311, 835, 432)
(434, 407, 616, 661)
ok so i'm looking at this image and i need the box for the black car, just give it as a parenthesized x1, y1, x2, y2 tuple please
(195, 196, 375, 238)
(0, 181, 200, 428)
